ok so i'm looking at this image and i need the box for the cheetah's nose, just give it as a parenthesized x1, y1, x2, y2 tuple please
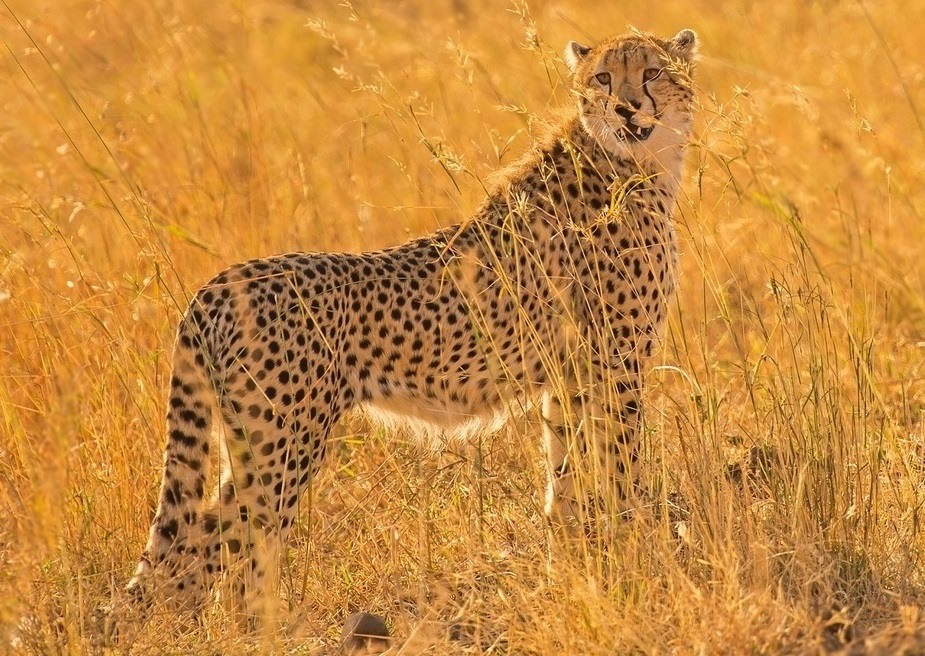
(615, 105, 637, 123)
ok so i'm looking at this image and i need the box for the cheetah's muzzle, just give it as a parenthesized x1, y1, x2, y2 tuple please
(615, 106, 655, 142)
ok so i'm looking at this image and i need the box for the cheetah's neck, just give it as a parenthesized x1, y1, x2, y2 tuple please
(559, 118, 686, 197)
(486, 118, 683, 230)
(469, 115, 684, 240)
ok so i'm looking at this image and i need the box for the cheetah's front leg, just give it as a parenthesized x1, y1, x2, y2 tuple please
(542, 373, 642, 531)
(543, 391, 578, 526)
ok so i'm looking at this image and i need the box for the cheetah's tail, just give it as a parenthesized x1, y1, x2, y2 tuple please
(106, 300, 221, 643)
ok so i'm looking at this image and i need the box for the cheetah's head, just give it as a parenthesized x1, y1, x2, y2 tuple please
(565, 30, 697, 168)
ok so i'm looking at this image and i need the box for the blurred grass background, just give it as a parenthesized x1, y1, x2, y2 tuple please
(1, 0, 924, 653)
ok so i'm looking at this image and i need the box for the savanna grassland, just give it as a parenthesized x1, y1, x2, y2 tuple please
(2, 0, 925, 653)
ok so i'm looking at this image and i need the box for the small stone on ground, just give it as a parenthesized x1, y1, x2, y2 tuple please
(340, 612, 390, 654)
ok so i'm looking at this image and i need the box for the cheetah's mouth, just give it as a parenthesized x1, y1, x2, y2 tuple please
(613, 103, 657, 142)
(619, 122, 654, 142)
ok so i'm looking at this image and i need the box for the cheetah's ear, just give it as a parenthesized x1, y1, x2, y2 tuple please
(669, 29, 698, 62)
(564, 41, 592, 73)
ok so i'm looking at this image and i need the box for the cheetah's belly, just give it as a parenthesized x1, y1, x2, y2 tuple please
(364, 393, 501, 431)
(356, 347, 548, 440)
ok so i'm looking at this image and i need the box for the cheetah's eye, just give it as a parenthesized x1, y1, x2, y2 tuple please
(643, 68, 662, 82)
(594, 72, 611, 86)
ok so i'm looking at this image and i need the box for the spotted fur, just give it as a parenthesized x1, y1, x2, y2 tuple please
(110, 29, 698, 636)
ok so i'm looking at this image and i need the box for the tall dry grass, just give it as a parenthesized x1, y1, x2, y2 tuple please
(1, 0, 924, 653)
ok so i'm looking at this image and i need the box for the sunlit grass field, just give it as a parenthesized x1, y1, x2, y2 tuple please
(2, 0, 925, 653)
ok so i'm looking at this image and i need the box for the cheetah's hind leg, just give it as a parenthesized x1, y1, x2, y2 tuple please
(193, 358, 348, 631)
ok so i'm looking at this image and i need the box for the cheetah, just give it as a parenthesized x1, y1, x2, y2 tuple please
(109, 28, 698, 636)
